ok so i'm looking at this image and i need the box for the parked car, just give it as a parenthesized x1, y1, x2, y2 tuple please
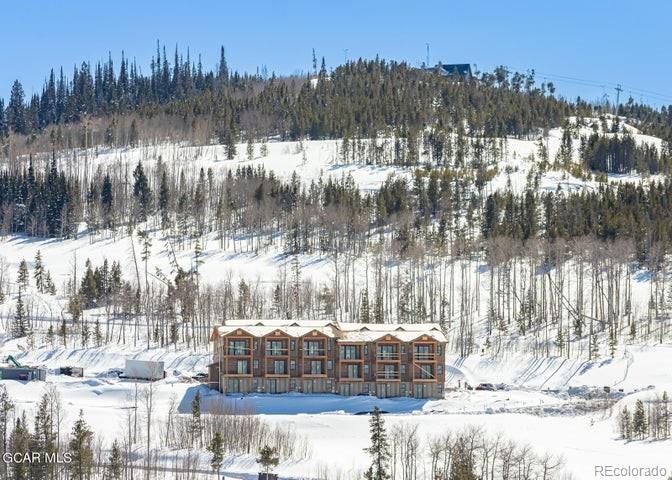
(475, 383, 496, 391)
(192, 372, 208, 381)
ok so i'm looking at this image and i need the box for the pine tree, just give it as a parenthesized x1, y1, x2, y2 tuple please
(618, 406, 632, 440)
(94, 320, 103, 347)
(45, 271, 56, 295)
(660, 391, 671, 439)
(33, 251, 45, 293)
(81, 322, 90, 347)
(132, 161, 152, 222)
(68, 410, 94, 480)
(364, 406, 390, 480)
(101, 173, 114, 229)
(32, 393, 56, 480)
(360, 288, 370, 323)
(79, 260, 98, 308)
(633, 399, 648, 439)
(191, 391, 202, 447)
(208, 431, 224, 480)
(159, 170, 171, 230)
(260, 138, 269, 157)
(59, 318, 67, 347)
(46, 325, 55, 346)
(256, 445, 279, 475)
(17, 260, 29, 289)
(8, 415, 31, 480)
(7, 80, 26, 134)
(106, 439, 123, 480)
(0, 385, 15, 478)
(11, 289, 29, 339)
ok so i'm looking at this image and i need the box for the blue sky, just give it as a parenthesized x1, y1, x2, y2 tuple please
(1, 0, 671, 106)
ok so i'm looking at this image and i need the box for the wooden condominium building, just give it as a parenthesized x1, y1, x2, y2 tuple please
(208, 319, 447, 398)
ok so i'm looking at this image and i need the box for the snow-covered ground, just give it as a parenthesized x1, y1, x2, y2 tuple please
(1, 116, 671, 478)
(1, 338, 671, 479)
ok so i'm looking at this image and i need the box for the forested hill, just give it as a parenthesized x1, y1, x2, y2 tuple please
(3, 46, 672, 362)
(0, 43, 670, 155)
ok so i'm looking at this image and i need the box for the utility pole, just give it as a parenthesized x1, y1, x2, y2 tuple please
(344, 49, 349, 64)
(615, 84, 623, 115)
(425, 43, 430, 68)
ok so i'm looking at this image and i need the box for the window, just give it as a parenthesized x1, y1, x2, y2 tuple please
(416, 364, 434, 380)
(437, 365, 443, 375)
(327, 360, 333, 370)
(310, 360, 322, 375)
(400, 364, 406, 375)
(363, 364, 369, 375)
(253, 359, 259, 369)
(341, 345, 359, 360)
(274, 360, 285, 375)
(414, 344, 433, 360)
(290, 360, 296, 370)
(291, 340, 296, 351)
(305, 340, 322, 357)
(235, 360, 248, 375)
(382, 364, 397, 379)
(267, 340, 284, 356)
(377, 344, 396, 359)
(228, 340, 248, 356)
(363, 345, 369, 357)
(346, 364, 359, 379)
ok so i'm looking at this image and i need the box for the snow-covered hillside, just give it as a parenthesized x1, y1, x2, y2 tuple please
(1, 115, 671, 479)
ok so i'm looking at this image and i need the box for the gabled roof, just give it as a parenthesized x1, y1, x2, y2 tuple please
(211, 319, 446, 343)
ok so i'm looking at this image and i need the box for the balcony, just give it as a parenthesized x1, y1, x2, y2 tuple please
(266, 348, 289, 357)
(413, 365, 436, 381)
(376, 370, 400, 380)
(376, 351, 400, 361)
(413, 351, 436, 361)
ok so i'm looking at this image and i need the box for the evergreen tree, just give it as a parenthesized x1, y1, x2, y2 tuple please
(7, 80, 27, 134)
(68, 410, 94, 480)
(17, 260, 29, 289)
(45, 271, 56, 295)
(360, 288, 370, 323)
(0, 385, 14, 479)
(158, 170, 171, 229)
(11, 290, 28, 339)
(33, 251, 45, 293)
(132, 161, 152, 222)
(256, 445, 280, 475)
(106, 439, 123, 480)
(101, 173, 114, 229)
(364, 406, 390, 480)
(8, 415, 31, 480)
(618, 406, 632, 440)
(207, 431, 224, 480)
(191, 391, 202, 447)
(633, 399, 648, 439)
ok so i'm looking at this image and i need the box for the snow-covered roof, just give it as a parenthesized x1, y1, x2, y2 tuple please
(212, 319, 446, 343)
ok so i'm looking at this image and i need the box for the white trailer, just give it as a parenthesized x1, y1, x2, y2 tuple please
(124, 359, 165, 381)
